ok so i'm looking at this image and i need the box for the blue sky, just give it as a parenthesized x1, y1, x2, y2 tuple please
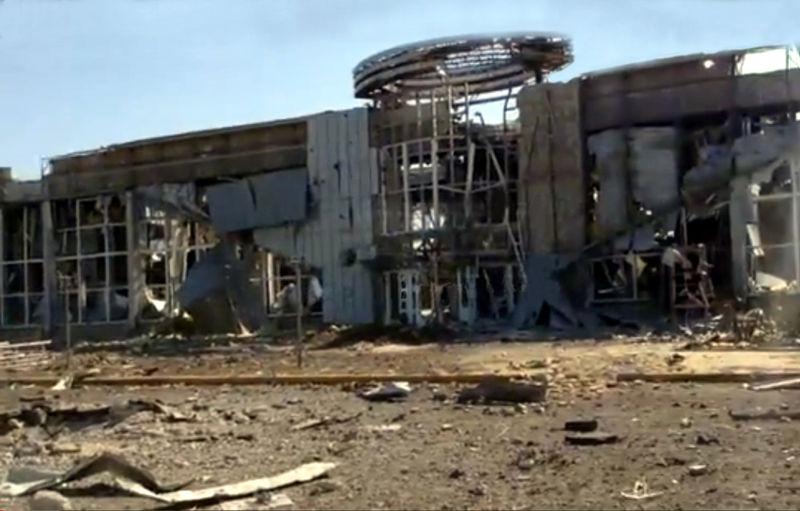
(0, 0, 796, 179)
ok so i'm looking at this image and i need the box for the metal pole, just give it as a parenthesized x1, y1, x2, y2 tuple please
(294, 260, 303, 368)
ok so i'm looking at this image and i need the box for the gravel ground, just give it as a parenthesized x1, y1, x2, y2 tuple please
(3, 374, 800, 510)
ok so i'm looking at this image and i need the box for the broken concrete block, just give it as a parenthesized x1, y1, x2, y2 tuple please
(564, 418, 598, 433)
(564, 432, 619, 446)
(457, 378, 547, 404)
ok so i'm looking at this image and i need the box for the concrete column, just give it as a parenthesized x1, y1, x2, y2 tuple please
(729, 175, 753, 299)
(125, 191, 142, 328)
(41, 200, 56, 336)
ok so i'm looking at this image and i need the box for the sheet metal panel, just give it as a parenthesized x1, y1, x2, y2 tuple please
(254, 107, 377, 324)
(250, 168, 308, 227)
(206, 180, 257, 233)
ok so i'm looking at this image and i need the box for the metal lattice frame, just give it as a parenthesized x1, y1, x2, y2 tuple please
(354, 32, 573, 99)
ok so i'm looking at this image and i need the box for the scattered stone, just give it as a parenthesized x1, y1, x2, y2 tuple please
(221, 410, 250, 424)
(29, 490, 72, 511)
(441, 423, 453, 431)
(468, 485, 486, 497)
(309, 480, 344, 496)
(449, 468, 465, 479)
(45, 442, 81, 455)
(564, 418, 598, 433)
(192, 403, 210, 412)
(457, 378, 546, 405)
(666, 353, 685, 366)
(515, 452, 538, 471)
(523, 359, 547, 369)
(358, 382, 411, 402)
(680, 417, 692, 429)
(688, 464, 708, 476)
(364, 424, 402, 433)
(696, 432, 720, 446)
(15, 440, 44, 457)
(656, 455, 687, 467)
(292, 417, 330, 431)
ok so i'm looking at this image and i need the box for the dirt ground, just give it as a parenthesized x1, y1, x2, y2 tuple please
(3, 336, 800, 510)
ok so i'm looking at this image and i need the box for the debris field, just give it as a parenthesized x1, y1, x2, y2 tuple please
(2, 337, 800, 510)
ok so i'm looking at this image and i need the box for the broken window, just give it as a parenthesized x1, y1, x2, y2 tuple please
(136, 185, 217, 321)
(0, 204, 44, 326)
(53, 195, 129, 325)
(748, 161, 800, 292)
(262, 252, 322, 322)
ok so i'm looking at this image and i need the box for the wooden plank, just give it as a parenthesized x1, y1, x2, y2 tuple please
(729, 408, 800, 421)
(617, 372, 800, 384)
(0, 350, 51, 360)
(0, 340, 52, 350)
(751, 377, 800, 391)
(0, 372, 534, 387)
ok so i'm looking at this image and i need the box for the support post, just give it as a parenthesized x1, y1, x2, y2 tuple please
(294, 259, 303, 368)
(58, 275, 72, 370)
(791, 158, 800, 283)
(729, 175, 751, 298)
(125, 191, 141, 328)
(41, 200, 56, 335)
(431, 89, 440, 228)
(0, 208, 4, 326)
(464, 142, 475, 220)
(402, 144, 410, 232)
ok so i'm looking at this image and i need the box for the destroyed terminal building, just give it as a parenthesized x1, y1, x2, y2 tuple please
(2, 33, 800, 341)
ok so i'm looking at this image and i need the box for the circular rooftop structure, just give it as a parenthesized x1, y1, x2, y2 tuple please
(353, 32, 573, 99)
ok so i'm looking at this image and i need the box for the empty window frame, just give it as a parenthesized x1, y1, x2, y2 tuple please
(53, 195, 129, 324)
(0, 204, 44, 327)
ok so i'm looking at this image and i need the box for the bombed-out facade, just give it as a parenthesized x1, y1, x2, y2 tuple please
(2, 34, 800, 341)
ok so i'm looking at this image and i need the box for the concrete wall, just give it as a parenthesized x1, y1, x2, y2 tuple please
(517, 81, 586, 254)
